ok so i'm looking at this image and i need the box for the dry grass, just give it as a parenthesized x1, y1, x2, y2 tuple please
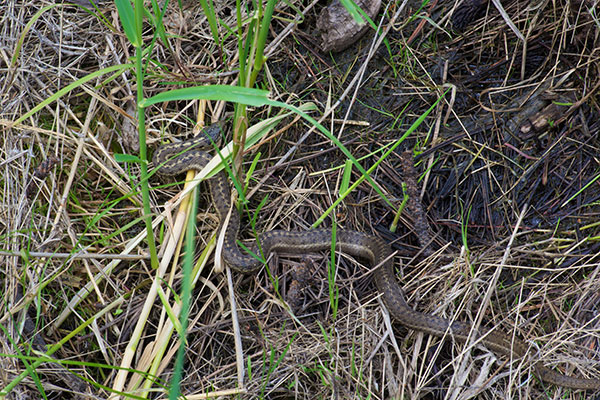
(1, 0, 599, 399)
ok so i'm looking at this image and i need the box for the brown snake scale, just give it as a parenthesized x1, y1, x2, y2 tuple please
(153, 124, 600, 390)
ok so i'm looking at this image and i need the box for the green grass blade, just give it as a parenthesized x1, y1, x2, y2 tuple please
(312, 89, 448, 227)
(11, 4, 60, 67)
(11, 64, 132, 127)
(339, 0, 365, 23)
(561, 170, 600, 208)
(115, 0, 139, 46)
(199, 0, 220, 45)
(140, 85, 272, 107)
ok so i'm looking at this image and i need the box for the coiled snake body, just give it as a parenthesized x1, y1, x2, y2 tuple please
(153, 125, 600, 390)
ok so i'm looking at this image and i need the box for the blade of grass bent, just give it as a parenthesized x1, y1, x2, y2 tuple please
(143, 86, 391, 207)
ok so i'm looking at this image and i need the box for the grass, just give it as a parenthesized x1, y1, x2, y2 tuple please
(1, 0, 600, 399)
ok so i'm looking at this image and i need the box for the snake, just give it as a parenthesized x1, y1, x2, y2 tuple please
(153, 124, 600, 391)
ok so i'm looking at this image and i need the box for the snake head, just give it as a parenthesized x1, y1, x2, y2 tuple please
(152, 122, 224, 176)
(200, 123, 222, 146)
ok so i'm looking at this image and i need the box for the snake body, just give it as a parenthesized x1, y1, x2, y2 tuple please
(153, 125, 600, 390)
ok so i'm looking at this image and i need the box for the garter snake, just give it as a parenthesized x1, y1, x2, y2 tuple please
(153, 124, 600, 390)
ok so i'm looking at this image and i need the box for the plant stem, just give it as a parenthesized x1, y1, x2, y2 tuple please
(135, 6, 159, 271)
